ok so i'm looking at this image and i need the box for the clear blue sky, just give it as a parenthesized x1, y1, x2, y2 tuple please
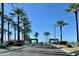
(0, 3, 77, 42)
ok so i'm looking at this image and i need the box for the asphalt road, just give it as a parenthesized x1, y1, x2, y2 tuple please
(0, 44, 71, 56)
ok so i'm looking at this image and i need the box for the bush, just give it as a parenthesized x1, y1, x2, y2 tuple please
(7, 40, 15, 46)
(59, 41, 67, 45)
(14, 43, 23, 46)
(7, 40, 25, 46)
(67, 44, 73, 48)
(14, 40, 25, 46)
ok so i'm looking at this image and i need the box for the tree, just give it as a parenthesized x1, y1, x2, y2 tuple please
(66, 3, 79, 43)
(44, 32, 50, 44)
(1, 3, 4, 44)
(34, 32, 39, 39)
(5, 16, 12, 41)
(0, 3, 14, 44)
(10, 7, 25, 42)
(20, 16, 31, 41)
(56, 20, 68, 42)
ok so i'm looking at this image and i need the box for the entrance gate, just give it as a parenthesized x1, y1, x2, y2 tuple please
(30, 39, 38, 44)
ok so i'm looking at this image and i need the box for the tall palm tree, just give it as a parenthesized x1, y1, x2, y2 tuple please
(34, 32, 39, 39)
(56, 20, 68, 42)
(20, 16, 31, 41)
(0, 3, 14, 44)
(44, 32, 50, 44)
(4, 16, 12, 41)
(10, 7, 25, 42)
(66, 3, 79, 43)
(1, 3, 4, 44)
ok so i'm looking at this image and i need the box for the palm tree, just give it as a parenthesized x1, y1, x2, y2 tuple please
(0, 3, 14, 44)
(20, 16, 31, 41)
(34, 32, 39, 39)
(1, 3, 4, 44)
(56, 20, 68, 42)
(66, 3, 79, 43)
(10, 7, 25, 42)
(44, 32, 50, 44)
(4, 16, 12, 41)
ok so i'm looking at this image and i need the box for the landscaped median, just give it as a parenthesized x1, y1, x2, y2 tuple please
(54, 44, 79, 53)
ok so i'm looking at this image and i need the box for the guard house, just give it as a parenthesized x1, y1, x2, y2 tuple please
(49, 39, 59, 44)
(30, 38, 38, 44)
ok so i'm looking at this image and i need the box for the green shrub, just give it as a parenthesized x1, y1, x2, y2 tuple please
(59, 41, 67, 45)
(7, 40, 15, 46)
(67, 44, 73, 48)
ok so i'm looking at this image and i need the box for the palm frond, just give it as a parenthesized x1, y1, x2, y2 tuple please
(56, 20, 68, 26)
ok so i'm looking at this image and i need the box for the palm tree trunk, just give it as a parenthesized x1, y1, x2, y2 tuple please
(22, 32, 24, 40)
(23, 23, 25, 41)
(14, 27, 16, 40)
(1, 3, 4, 44)
(60, 26, 62, 42)
(8, 23, 10, 41)
(17, 15, 20, 42)
(75, 10, 79, 43)
(5, 32, 6, 41)
(23, 31, 26, 41)
(24, 32, 25, 40)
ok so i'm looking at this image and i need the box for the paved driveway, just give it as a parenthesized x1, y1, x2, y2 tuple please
(0, 44, 71, 56)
